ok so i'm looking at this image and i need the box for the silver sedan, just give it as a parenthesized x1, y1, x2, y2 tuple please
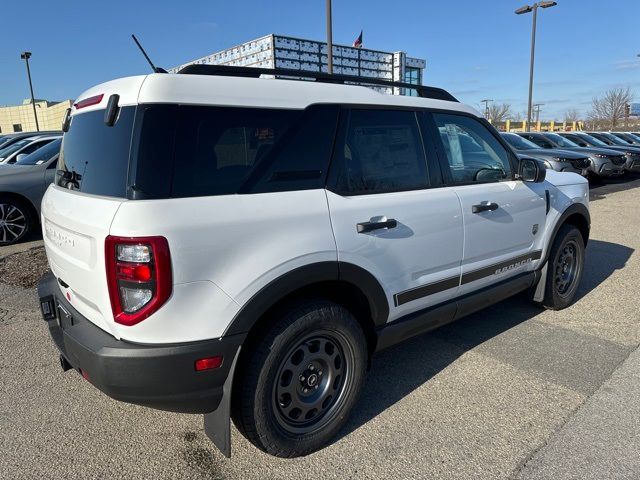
(0, 138, 61, 245)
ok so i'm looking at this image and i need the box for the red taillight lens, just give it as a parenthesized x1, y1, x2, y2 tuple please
(116, 263, 152, 281)
(74, 94, 104, 110)
(195, 356, 223, 372)
(105, 236, 172, 326)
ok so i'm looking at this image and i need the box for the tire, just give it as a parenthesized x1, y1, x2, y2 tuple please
(540, 224, 585, 310)
(233, 300, 367, 457)
(0, 196, 32, 246)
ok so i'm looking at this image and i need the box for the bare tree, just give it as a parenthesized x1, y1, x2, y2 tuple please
(588, 87, 633, 130)
(483, 103, 512, 123)
(564, 108, 581, 123)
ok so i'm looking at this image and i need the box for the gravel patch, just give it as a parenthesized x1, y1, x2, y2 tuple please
(0, 246, 49, 288)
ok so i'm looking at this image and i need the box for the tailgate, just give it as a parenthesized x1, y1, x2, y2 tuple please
(42, 185, 124, 337)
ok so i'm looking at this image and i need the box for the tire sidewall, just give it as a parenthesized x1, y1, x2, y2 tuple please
(546, 225, 585, 309)
(243, 302, 367, 456)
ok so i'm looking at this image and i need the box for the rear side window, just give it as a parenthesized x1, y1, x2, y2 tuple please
(171, 107, 296, 197)
(331, 109, 429, 195)
(57, 107, 135, 197)
(134, 104, 338, 198)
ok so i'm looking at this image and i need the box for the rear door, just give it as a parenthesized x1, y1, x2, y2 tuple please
(326, 108, 463, 323)
(429, 112, 546, 295)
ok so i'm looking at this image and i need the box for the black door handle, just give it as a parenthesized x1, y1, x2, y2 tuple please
(472, 202, 499, 214)
(357, 218, 398, 233)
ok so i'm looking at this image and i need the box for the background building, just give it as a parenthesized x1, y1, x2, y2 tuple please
(0, 99, 71, 134)
(171, 34, 426, 95)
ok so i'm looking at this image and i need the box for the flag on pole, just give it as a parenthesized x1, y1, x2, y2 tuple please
(353, 30, 363, 48)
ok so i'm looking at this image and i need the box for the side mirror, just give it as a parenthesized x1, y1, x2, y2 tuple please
(15, 154, 27, 162)
(519, 157, 546, 183)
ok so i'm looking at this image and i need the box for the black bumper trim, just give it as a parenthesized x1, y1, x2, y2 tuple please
(37, 271, 245, 414)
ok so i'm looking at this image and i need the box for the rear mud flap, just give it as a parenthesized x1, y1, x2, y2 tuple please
(204, 348, 240, 458)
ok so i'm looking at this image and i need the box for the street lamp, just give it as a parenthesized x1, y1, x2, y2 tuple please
(481, 99, 493, 119)
(20, 51, 40, 132)
(515, 1, 557, 132)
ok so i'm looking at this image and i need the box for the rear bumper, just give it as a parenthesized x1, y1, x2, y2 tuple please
(37, 271, 244, 414)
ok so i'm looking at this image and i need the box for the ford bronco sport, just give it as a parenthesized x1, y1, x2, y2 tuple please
(38, 65, 590, 458)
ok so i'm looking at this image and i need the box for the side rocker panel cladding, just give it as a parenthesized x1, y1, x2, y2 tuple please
(223, 261, 389, 336)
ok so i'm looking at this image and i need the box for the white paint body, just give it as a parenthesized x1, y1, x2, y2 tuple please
(40, 74, 589, 344)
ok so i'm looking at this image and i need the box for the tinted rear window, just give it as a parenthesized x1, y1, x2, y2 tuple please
(132, 104, 338, 199)
(56, 107, 135, 197)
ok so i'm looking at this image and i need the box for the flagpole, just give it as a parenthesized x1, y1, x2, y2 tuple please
(326, 0, 333, 74)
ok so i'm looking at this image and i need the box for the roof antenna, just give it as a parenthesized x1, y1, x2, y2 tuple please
(131, 34, 167, 73)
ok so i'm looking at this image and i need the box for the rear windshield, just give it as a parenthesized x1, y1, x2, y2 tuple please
(56, 107, 135, 197)
(56, 103, 338, 199)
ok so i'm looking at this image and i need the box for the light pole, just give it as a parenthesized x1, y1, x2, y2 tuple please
(533, 103, 544, 124)
(481, 99, 493, 120)
(326, 0, 333, 74)
(20, 51, 40, 132)
(515, 1, 557, 132)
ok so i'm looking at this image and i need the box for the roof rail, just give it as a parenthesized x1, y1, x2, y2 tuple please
(177, 64, 458, 102)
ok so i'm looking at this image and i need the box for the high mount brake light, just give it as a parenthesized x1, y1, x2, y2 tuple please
(74, 94, 104, 110)
(105, 236, 172, 326)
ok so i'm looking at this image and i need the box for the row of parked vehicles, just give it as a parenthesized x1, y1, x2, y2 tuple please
(502, 130, 640, 179)
(0, 125, 639, 247)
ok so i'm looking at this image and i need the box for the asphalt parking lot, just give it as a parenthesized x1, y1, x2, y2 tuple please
(1, 177, 639, 480)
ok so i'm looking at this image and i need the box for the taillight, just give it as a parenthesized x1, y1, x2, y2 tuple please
(105, 236, 172, 326)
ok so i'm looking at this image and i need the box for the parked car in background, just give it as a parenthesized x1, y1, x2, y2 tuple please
(501, 132, 589, 175)
(609, 132, 640, 146)
(518, 132, 626, 178)
(0, 135, 60, 165)
(0, 138, 61, 245)
(0, 131, 62, 149)
(558, 132, 640, 174)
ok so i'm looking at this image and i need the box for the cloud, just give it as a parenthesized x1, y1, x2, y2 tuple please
(614, 59, 640, 70)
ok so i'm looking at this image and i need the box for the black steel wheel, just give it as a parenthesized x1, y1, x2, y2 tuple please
(0, 198, 31, 246)
(540, 224, 585, 310)
(234, 300, 367, 457)
(272, 330, 354, 434)
(554, 239, 579, 297)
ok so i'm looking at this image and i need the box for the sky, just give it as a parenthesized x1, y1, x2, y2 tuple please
(1, 0, 638, 120)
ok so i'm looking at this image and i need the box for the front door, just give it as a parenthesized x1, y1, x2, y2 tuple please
(430, 112, 547, 294)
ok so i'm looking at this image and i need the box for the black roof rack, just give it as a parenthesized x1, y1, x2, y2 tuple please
(177, 64, 458, 103)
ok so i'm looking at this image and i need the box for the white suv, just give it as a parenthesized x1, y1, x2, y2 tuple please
(38, 65, 590, 458)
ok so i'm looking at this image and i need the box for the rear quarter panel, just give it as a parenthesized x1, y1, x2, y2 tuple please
(109, 189, 337, 342)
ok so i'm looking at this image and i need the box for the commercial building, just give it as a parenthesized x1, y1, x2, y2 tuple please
(0, 99, 71, 134)
(171, 34, 426, 95)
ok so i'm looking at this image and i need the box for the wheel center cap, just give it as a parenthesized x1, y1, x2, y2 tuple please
(306, 373, 318, 387)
